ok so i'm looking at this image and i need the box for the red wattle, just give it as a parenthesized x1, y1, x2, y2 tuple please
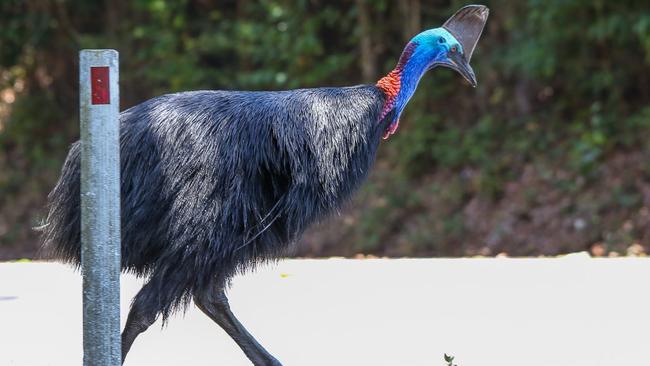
(382, 119, 400, 139)
(376, 70, 400, 122)
(375, 42, 416, 139)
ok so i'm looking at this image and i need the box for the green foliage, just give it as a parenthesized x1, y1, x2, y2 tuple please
(393, 0, 650, 175)
(1, 0, 649, 257)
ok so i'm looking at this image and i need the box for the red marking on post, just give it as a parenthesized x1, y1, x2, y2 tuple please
(91, 67, 110, 105)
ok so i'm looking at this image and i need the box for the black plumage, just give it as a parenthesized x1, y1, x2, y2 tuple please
(43, 86, 390, 364)
(46, 86, 388, 311)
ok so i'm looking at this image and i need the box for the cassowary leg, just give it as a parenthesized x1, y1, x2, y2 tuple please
(194, 288, 282, 366)
(121, 284, 159, 364)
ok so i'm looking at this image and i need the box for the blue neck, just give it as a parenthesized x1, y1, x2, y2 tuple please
(394, 45, 445, 120)
(378, 39, 448, 139)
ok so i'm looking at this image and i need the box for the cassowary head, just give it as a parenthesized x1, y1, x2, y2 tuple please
(409, 28, 477, 88)
(410, 5, 489, 87)
(378, 5, 489, 138)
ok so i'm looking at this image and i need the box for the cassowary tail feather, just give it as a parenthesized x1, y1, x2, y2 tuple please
(41, 142, 82, 267)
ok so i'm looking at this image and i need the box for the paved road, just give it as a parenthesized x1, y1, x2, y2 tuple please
(1, 257, 649, 366)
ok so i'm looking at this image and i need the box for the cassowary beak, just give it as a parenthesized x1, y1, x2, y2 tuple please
(446, 51, 477, 88)
(440, 4, 489, 88)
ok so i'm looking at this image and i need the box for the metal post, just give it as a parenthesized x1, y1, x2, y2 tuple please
(79, 49, 121, 366)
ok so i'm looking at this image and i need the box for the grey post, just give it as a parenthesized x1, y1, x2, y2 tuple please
(79, 49, 121, 366)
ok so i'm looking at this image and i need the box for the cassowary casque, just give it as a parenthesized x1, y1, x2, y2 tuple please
(42, 5, 489, 365)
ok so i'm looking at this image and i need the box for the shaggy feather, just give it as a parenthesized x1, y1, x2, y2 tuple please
(43, 85, 389, 319)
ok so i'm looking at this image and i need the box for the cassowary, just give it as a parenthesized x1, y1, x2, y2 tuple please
(42, 5, 488, 365)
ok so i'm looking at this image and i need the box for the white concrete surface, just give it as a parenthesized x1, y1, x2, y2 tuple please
(1, 257, 649, 366)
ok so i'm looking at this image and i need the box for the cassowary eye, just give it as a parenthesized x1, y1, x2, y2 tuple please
(450, 46, 457, 53)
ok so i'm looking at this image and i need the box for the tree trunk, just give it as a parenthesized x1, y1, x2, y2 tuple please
(355, 0, 376, 83)
(398, 0, 421, 42)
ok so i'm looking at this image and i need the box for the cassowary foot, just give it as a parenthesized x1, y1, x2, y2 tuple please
(194, 288, 282, 366)
(120, 282, 159, 364)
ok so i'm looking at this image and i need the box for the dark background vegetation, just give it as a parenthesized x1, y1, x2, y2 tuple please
(1, 0, 650, 259)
